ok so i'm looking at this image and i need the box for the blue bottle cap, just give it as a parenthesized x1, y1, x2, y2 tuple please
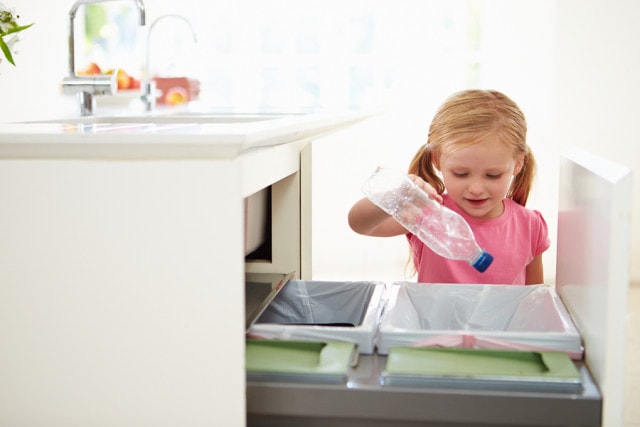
(472, 250, 494, 273)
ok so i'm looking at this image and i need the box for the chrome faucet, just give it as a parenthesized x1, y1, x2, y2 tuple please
(61, 0, 146, 116)
(141, 14, 197, 112)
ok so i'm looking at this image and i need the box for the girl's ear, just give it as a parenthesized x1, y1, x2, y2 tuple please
(513, 154, 525, 176)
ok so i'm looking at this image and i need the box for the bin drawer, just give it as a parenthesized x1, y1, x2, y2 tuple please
(376, 282, 583, 358)
(249, 280, 385, 354)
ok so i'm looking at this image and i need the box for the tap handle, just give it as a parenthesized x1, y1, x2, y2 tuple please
(61, 73, 118, 96)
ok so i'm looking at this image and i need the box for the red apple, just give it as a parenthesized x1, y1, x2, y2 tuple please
(129, 76, 140, 89)
(115, 69, 131, 90)
(78, 62, 101, 75)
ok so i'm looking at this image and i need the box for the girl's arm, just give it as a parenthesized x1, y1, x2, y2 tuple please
(347, 198, 408, 237)
(348, 174, 441, 238)
(525, 255, 544, 285)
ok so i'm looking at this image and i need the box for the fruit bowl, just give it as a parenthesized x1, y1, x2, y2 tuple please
(94, 89, 143, 108)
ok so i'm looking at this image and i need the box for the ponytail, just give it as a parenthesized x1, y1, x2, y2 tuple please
(508, 146, 537, 206)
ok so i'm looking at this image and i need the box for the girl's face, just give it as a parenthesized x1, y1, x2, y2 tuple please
(437, 137, 524, 219)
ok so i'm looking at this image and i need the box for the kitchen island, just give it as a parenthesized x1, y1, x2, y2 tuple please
(1, 115, 627, 427)
(0, 111, 369, 427)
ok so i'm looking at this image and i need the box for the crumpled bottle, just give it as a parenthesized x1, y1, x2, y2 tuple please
(362, 166, 493, 272)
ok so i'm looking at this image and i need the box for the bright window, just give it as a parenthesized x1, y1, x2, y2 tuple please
(79, 0, 483, 111)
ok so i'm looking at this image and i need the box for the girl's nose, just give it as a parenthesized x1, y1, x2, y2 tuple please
(467, 180, 484, 195)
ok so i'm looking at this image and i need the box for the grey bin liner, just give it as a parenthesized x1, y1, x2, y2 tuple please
(250, 280, 385, 354)
(376, 282, 583, 356)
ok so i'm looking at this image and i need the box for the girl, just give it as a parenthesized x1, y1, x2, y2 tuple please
(348, 89, 550, 285)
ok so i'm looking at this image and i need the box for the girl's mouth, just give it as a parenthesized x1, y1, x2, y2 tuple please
(465, 198, 488, 207)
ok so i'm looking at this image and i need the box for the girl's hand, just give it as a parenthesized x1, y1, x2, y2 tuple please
(408, 174, 443, 204)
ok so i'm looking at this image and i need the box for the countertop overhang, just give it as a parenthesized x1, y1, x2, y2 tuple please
(0, 110, 372, 160)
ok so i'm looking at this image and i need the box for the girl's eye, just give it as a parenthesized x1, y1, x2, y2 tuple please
(453, 172, 468, 177)
(486, 174, 502, 179)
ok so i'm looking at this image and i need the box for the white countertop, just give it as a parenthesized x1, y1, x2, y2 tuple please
(0, 110, 371, 160)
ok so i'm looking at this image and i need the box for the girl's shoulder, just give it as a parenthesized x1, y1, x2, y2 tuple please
(504, 198, 545, 216)
(504, 198, 548, 227)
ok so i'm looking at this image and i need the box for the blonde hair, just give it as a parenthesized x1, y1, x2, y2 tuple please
(408, 89, 536, 206)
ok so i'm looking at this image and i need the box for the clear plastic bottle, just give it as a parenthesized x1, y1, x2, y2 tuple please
(361, 166, 493, 272)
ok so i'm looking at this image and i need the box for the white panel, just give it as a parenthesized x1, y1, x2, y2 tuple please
(556, 145, 632, 427)
(0, 159, 246, 426)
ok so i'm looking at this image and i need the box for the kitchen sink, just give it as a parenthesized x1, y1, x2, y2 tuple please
(26, 112, 292, 125)
(4, 109, 369, 159)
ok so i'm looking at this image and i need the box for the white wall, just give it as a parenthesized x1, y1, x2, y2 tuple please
(0, 0, 77, 121)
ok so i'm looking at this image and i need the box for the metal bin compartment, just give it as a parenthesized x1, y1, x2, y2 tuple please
(249, 280, 385, 354)
(376, 282, 583, 358)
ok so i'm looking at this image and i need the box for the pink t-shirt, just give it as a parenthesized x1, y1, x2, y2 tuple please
(407, 194, 550, 285)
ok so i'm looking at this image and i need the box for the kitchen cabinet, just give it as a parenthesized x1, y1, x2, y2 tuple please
(0, 111, 630, 427)
(0, 112, 368, 426)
